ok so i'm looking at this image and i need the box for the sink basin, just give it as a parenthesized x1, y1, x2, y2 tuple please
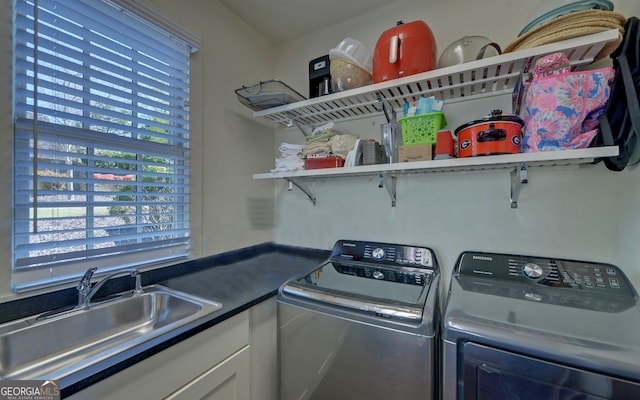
(0, 285, 222, 380)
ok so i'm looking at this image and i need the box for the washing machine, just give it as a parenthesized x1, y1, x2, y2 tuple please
(442, 251, 640, 399)
(278, 239, 440, 400)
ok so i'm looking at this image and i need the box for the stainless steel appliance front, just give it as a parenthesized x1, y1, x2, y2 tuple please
(442, 251, 640, 399)
(278, 240, 440, 400)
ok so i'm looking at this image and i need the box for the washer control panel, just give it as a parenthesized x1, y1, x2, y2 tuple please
(330, 240, 436, 270)
(457, 251, 637, 296)
(333, 263, 432, 286)
(455, 252, 638, 312)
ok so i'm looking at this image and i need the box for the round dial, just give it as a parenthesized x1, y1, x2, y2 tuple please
(420, 249, 433, 266)
(371, 248, 385, 260)
(522, 263, 544, 280)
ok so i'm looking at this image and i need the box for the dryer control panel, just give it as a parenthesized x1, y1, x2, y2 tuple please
(455, 251, 638, 312)
(330, 240, 437, 270)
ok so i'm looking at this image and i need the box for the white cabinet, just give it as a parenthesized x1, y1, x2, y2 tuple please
(67, 298, 280, 400)
(248, 297, 278, 400)
(67, 310, 250, 400)
(165, 347, 250, 400)
(251, 30, 621, 208)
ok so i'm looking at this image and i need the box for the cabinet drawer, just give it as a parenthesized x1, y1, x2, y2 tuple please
(165, 346, 250, 400)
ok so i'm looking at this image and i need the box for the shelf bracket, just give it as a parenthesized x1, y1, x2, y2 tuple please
(510, 163, 528, 208)
(287, 179, 316, 205)
(285, 113, 314, 137)
(379, 173, 397, 207)
(376, 92, 392, 121)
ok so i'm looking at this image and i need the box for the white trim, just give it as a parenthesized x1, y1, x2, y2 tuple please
(108, 0, 201, 52)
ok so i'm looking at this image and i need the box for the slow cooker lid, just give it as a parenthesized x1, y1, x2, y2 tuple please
(455, 109, 524, 134)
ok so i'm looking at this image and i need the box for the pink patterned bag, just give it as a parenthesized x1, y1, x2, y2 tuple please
(523, 53, 615, 152)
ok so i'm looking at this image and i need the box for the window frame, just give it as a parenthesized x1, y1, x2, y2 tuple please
(12, 0, 198, 292)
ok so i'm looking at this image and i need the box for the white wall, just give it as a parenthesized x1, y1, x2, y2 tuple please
(142, 0, 278, 257)
(269, 0, 640, 289)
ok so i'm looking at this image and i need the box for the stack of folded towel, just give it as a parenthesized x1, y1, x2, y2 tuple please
(271, 122, 361, 172)
(302, 123, 359, 160)
(272, 142, 305, 172)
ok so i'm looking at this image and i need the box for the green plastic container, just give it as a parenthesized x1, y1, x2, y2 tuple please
(399, 112, 447, 145)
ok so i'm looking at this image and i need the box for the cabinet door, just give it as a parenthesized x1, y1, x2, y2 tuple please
(166, 346, 250, 400)
(67, 311, 250, 400)
(249, 297, 277, 400)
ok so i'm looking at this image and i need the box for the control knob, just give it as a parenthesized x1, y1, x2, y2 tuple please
(419, 249, 433, 266)
(522, 263, 544, 280)
(371, 248, 385, 260)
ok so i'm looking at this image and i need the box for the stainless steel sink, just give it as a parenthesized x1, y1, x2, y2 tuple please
(0, 285, 222, 380)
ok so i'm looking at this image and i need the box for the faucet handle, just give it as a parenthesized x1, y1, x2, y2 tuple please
(130, 269, 143, 294)
(77, 267, 97, 290)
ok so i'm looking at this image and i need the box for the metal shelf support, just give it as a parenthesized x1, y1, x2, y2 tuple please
(510, 163, 528, 208)
(379, 173, 397, 207)
(256, 148, 619, 209)
(285, 112, 315, 136)
(287, 179, 316, 205)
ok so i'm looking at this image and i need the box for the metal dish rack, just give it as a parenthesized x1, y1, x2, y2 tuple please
(235, 79, 306, 111)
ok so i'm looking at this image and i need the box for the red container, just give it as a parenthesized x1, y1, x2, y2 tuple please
(305, 156, 345, 169)
(435, 130, 455, 158)
(373, 20, 437, 83)
(455, 111, 524, 158)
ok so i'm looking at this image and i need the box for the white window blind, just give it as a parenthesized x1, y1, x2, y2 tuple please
(12, 0, 192, 292)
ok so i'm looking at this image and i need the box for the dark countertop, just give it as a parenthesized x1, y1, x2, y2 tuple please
(0, 242, 329, 398)
(161, 251, 328, 308)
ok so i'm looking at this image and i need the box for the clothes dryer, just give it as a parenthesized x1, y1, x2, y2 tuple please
(442, 251, 640, 399)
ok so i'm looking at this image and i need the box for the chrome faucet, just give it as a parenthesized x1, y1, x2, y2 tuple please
(77, 267, 143, 309)
(77, 267, 97, 307)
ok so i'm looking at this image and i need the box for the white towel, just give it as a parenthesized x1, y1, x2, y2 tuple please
(332, 134, 359, 158)
(279, 143, 305, 156)
(272, 154, 304, 172)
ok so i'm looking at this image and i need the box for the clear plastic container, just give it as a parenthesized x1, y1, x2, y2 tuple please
(438, 36, 501, 68)
(329, 37, 372, 73)
(330, 58, 372, 92)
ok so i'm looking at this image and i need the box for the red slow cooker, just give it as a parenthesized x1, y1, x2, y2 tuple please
(455, 110, 524, 158)
(373, 20, 437, 83)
